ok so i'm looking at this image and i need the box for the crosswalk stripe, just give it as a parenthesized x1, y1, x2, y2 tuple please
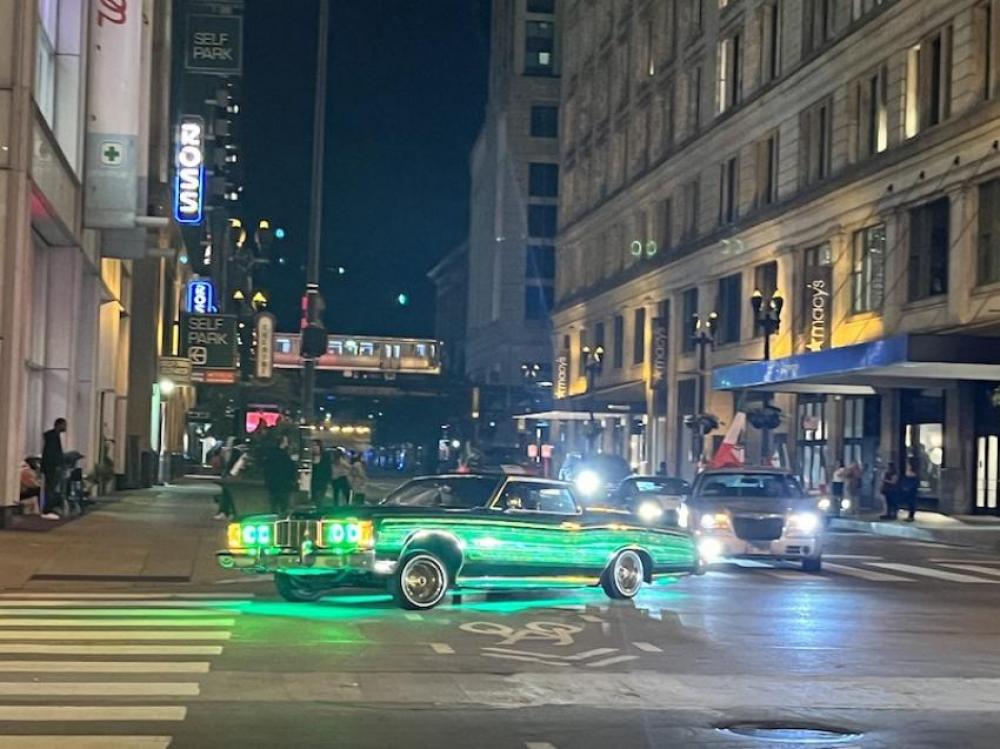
(823, 563, 915, 583)
(764, 571, 827, 581)
(0, 608, 241, 616)
(584, 654, 639, 668)
(867, 562, 1000, 584)
(0, 738, 171, 749)
(942, 564, 1000, 578)
(0, 631, 230, 641)
(525, 743, 558, 749)
(0, 706, 187, 721)
(0, 682, 199, 696)
(929, 558, 1000, 565)
(430, 643, 454, 655)
(0, 644, 223, 655)
(0, 593, 249, 600)
(632, 642, 663, 653)
(0, 661, 210, 673)
(0, 618, 236, 628)
(0, 601, 249, 609)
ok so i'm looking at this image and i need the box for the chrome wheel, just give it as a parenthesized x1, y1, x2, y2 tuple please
(602, 550, 645, 599)
(396, 554, 448, 609)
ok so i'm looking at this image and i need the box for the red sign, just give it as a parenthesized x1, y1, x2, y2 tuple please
(246, 411, 281, 434)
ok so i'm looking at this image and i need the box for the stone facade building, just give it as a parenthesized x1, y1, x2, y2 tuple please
(552, 0, 1000, 514)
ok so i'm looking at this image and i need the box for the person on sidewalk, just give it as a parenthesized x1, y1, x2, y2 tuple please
(348, 455, 368, 506)
(880, 462, 900, 520)
(263, 436, 298, 515)
(18, 459, 46, 518)
(899, 457, 920, 523)
(831, 461, 846, 511)
(41, 418, 67, 518)
(309, 440, 332, 506)
(330, 450, 351, 507)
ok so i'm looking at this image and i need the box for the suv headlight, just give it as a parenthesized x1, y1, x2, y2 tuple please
(575, 470, 602, 496)
(699, 512, 731, 531)
(637, 500, 663, 524)
(787, 512, 821, 536)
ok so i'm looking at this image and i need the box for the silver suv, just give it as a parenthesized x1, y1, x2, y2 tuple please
(689, 468, 824, 573)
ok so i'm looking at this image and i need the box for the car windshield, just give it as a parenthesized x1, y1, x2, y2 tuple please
(624, 478, 690, 496)
(381, 477, 500, 508)
(696, 473, 804, 499)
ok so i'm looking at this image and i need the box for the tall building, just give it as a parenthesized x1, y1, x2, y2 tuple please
(465, 0, 563, 444)
(0, 0, 188, 517)
(552, 0, 1000, 514)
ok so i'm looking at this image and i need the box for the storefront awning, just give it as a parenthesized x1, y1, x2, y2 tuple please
(713, 334, 1000, 394)
(513, 410, 639, 422)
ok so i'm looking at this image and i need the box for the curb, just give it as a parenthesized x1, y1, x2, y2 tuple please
(831, 518, 1000, 552)
(831, 518, 937, 542)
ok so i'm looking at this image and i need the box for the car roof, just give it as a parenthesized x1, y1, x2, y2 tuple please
(625, 475, 687, 481)
(698, 467, 794, 476)
(425, 473, 571, 486)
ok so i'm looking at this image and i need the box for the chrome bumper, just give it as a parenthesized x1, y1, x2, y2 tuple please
(697, 532, 822, 560)
(216, 549, 379, 575)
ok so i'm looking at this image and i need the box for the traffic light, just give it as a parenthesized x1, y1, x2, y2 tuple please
(301, 323, 328, 359)
(207, 81, 242, 205)
(254, 220, 274, 260)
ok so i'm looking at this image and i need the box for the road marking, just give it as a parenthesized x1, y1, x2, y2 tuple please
(0, 660, 210, 673)
(0, 608, 241, 616)
(0, 601, 249, 609)
(526, 743, 558, 749)
(824, 554, 883, 560)
(868, 562, 1000, 584)
(0, 644, 224, 655)
(823, 563, 915, 583)
(404, 613, 422, 621)
(0, 682, 199, 696)
(0, 593, 250, 600)
(0, 706, 187, 721)
(430, 643, 454, 655)
(731, 559, 774, 568)
(584, 654, 639, 668)
(930, 558, 1000, 565)
(942, 564, 1000, 578)
(579, 614, 604, 623)
(483, 652, 570, 667)
(0, 618, 236, 627)
(215, 575, 274, 585)
(764, 571, 827, 581)
(0, 738, 172, 749)
(632, 642, 663, 653)
(0, 631, 230, 641)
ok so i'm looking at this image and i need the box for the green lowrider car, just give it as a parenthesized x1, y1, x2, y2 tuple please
(218, 474, 701, 609)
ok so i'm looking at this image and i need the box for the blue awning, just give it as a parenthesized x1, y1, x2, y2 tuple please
(713, 335, 1000, 394)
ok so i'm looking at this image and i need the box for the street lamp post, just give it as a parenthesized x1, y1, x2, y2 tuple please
(581, 345, 604, 455)
(750, 288, 784, 464)
(691, 312, 718, 464)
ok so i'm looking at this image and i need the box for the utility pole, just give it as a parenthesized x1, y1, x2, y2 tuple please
(301, 0, 331, 425)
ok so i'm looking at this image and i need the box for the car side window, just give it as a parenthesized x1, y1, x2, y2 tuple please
(501, 484, 578, 515)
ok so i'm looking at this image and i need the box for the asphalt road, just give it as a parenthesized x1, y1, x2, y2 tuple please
(0, 531, 998, 748)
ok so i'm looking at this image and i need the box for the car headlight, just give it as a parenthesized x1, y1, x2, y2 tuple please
(323, 520, 374, 549)
(637, 501, 663, 524)
(788, 512, 820, 535)
(677, 504, 690, 529)
(699, 512, 730, 531)
(698, 537, 723, 562)
(817, 498, 831, 511)
(575, 470, 602, 496)
(231, 523, 273, 549)
(840, 498, 852, 511)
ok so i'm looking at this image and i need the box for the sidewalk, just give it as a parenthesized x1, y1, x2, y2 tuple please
(0, 480, 234, 590)
(831, 511, 1000, 552)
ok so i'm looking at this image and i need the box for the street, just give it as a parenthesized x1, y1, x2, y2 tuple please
(0, 485, 996, 747)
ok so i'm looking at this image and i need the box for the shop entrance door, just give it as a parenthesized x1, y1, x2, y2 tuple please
(975, 436, 1000, 515)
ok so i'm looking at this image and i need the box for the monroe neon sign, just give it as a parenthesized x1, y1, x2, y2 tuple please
(174, 115, 205, 225)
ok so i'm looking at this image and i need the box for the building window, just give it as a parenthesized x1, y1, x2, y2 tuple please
(525, 20, 556, 76)
(852, 224, 886, 312)
(853, 64, 888, 160)
(525, 285, 554, 320)
(528, 204, 558, 238)
(905, 26, 953, 138)
(798, 397, 828, 490)
(975, 1, 998, 100)
(978, 178, 1000, 285)
(803, 0, 837, 54)
(799, 96, 833, 187)
(529, 163, 559, 197)
(35, 0, 59, 125)
(754, 133, 779, 208)
(851, 0, 887, 21)
(716, 274, 742, 345)
(682, 178, 700, 239)
(686, 65, 702, 133)
(526, 245, 555, 280)
(688, 0, 704, 39)
(634, 307, 647, 364)
(530, 105, 559, 137)
(527, 0, 555, 13)
(908, 198, 950, 301)
(681, 287, 699, 353)
(613, 315, 625, 369)
(595, 321, 606, 351)
(759, 1, 782, 84)
(754, 261, 778, 299)
(718, 156, 738, 226)
(717, 31, 742, 114)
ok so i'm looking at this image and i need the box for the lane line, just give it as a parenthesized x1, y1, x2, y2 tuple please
(867, 562, 1000, 584)
(930, 558, 1000, 565)
(0, 631, 230, 641)
(585, 654, 639, 668)
(632, 642, 663, 653)
(0, 682, 200, 696)
(763, 571, 827, 581)
(0, 593, 250, 600)
(482, 653, 570, 667)
(404, 613, 422, 622)
(0, 737, 173, 749)
(823, 563, 915, 583)
(0, 618, 236, 628)
(579, 614, 604, 623)
(430, 643, 454, 655)
(566, 648, 619, 661)
(0, 660, 210, 673)
(824, 554, 884, 560)
(942, 564, 1000, 578)
(526, 743, 558, 749)
(0, 706, 187, 721)
(0, 608, 241, 616)
(0, 644, 223, 655)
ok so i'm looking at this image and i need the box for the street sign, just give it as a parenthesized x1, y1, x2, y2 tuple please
(173, 116, 206, 225)
(554, 352, 569, 400)
(184, 13, 243, 75)
(651, 317, 669, 391)
(185, 279, 217, 314)
(255, 312, 276, 382)
(158, 356, 193, 385)
(181, 314, 237, 372)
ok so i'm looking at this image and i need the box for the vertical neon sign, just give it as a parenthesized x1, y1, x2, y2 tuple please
(174, 115, 205, 225)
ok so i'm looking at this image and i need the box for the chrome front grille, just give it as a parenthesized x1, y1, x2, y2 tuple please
(275, 520, 318, 549)
(732, 516, 785, 542)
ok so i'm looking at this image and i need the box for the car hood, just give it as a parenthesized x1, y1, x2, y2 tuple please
(692, 496, 818, 516)
(286, 505, 485, 521)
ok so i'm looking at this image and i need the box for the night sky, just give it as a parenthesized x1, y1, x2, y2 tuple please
(239, 1, 490, 337)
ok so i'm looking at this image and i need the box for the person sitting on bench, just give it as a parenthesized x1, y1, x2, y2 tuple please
(18, 458, 51, 518)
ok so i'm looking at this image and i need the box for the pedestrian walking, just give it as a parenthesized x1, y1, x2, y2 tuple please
(309, 440, 332, 505)
(844, 461, 863, 512)
(40, 418, 67, 519)
(348, 454, 368, 506)
(263, 436, 297, 515)
(899, 457, 920, 522)
(330, 450, 351, 506)
(880, 462, 899, 520)
(831, 461, 846, 509)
